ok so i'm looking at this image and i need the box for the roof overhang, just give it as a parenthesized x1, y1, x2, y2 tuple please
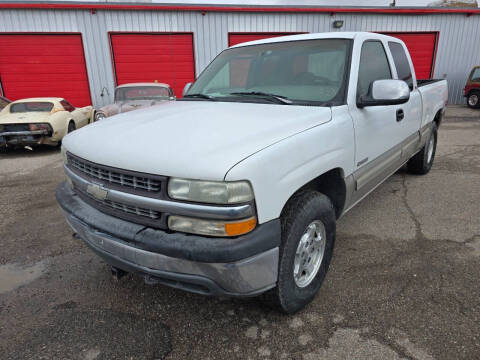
(0, 2, 479, 15)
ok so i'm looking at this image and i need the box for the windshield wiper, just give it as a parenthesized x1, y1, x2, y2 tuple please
(229, 91, 293, 105)
(183, 93, 216, 100)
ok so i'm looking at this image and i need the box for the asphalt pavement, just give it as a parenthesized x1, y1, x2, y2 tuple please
(0, 105, 479, 359)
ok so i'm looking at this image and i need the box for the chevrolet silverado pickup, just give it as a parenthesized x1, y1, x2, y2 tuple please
(57, 32, 448, 313)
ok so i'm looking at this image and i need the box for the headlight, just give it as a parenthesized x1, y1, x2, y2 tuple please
(168, 178, 254, 204)
(168, 216, 256, 237)
(95, 111, 106, 121)
(61, 145, 68, 165)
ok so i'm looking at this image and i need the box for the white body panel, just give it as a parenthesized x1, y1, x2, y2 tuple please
(62, 32, 448, 224)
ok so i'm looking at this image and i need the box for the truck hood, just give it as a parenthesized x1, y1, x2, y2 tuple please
(0, 112, 51, 124)
(63, 101, 332, 180)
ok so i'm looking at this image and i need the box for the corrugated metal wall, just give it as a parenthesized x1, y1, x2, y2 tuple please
(0, 8, 478, 107)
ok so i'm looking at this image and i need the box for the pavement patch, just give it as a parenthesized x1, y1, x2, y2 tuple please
(0, 260, 46, 294)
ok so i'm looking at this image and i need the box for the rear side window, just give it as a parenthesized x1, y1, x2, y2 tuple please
(388, 42, 414, 90)
(60, 100, 75, 112)
(357, 41, 392, 99)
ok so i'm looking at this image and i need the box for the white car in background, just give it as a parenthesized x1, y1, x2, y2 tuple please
(0, 97, 94, 149)
(95, 83, 175, 121)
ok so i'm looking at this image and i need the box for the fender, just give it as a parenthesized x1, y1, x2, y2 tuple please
(225, 106, 355, 224)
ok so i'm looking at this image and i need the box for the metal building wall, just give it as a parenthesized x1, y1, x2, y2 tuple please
(0, 8, 478, 107)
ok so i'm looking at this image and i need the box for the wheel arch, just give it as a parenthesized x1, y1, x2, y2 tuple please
(281, 168, 347, 220)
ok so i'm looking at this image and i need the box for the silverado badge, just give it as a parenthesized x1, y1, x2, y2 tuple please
(86, 183, 108, 201)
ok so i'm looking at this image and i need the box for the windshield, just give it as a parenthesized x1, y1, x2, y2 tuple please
(187, 39, 352, 105)
(115, 86, 171, 101)
(10, 102, 54, 113)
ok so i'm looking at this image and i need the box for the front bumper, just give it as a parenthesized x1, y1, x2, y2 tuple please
(56, 182, 281, 296)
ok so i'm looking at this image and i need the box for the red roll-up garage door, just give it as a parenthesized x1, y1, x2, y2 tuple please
(228, 33, 301, 47)
(383, 32, 438, 79)
(0, 34, 91, 107)
(110, 33, 195, 98)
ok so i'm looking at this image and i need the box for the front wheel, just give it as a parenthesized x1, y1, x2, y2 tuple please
(467, 91, 480, 109)
(262, 190, 336, 314)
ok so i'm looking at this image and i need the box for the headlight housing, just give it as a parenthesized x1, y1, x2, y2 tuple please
(95, 111, 106, 121)
(168, 178, 254, 204)
(168, 216, 257, 237)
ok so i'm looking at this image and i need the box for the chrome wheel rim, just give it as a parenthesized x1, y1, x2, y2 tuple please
(468, 94, 478, 106)
(427, 135, 435, 163)
(293, 220, 326, 288)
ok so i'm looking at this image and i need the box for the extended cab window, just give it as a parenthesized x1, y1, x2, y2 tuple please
(388, 42, 414, 90)
(357, 41, 392, 99)
(188, 39, 352, 105)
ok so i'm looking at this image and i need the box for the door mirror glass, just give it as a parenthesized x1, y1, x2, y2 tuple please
(357, 79, 410, 108)
(182, 82, 193, 96)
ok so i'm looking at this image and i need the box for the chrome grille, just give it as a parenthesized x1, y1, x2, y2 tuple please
(103, 199, 160, 219)
(68, 154, 162, 193)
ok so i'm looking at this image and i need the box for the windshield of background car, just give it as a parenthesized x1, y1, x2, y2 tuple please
(187, 38, 352, 105)
(471, 68, 480, 82)
(10, 102, 54, 113)
(115, 87, 171, 101)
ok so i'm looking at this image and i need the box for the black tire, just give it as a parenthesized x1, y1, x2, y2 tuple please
(262, 190, 336, 314)
(67, 121, 76, 133)
(467, 91, 480, 109)
(407, 123, 438, 175)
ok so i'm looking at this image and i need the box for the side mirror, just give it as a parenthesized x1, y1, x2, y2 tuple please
(182, 82, 193, 97)
(357, 79, 410, 108)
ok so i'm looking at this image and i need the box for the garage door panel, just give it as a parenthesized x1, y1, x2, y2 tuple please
(0, 34, 91, 107)
(110, 33, 195, 98)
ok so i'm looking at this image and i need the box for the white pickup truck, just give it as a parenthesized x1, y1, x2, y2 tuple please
(57, 32, 448, 313)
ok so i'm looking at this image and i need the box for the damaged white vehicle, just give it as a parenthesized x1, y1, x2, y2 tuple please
(95, 83, 175, 121)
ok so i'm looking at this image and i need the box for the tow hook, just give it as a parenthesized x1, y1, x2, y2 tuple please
(111, 266, 128, 281)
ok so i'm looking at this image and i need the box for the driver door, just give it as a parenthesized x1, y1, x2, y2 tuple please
(348, 40, 403, 202)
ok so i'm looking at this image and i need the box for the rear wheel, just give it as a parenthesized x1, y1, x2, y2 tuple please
(407, 123, 437, 175)
(262, 190, 336, 314)
(67, 121, 76, 133)
(467, 91, 480, 109)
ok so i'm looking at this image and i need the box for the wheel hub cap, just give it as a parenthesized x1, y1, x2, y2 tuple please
(427, 136, 435, 163)
(293, 220, 326, 288)
(469, 94, 478, 106)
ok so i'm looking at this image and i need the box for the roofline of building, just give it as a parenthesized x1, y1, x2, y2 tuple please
(0, 2, 479, 15)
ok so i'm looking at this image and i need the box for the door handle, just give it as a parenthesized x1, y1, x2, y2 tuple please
(396, 109, 404, 122)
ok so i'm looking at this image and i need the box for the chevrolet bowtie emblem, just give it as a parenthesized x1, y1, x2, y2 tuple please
(86, 183, 108, 201)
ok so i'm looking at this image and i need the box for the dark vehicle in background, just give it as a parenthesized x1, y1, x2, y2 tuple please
(0, 96, 10, 110)
(465, 65, 480, 109)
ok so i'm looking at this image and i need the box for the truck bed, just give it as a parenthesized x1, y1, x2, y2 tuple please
(417, 79, 444, 87)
